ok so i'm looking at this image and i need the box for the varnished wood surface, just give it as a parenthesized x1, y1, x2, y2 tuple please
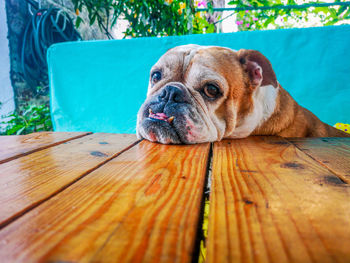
(0, 131, 90, 164)
(289, 137, 350, 183)
(207, 136, 350, 263)
(0, 133, 137, 228)
(0, 132, 349, 263)
(0, 139, 210, 263)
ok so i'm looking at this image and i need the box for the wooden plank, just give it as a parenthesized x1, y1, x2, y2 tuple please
(0, 141, 210, 263)
(287, 137, 350, 183)
(0, 131, 90, 164)
(0, 133, 137, 228)
(208, 136, 350, 263)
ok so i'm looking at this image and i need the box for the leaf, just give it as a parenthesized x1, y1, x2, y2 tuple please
(329, 8, 337, 19)
(228, 0, 240, 5)
(90, 13, 97, 25)
(313, 7, 330, 14)
(75, 16, 84, 28)
(325, 18, 339, 26)
(6, 125, 23, 135)
(337, 5, 347, 16)
(263, 16, 274, 28)
(72, 0, 78, 10)
(206, 24, 215, 33)
(343, 8, 350, 19)
(111, 15, 118, 27)
(16, 127, 26, 135)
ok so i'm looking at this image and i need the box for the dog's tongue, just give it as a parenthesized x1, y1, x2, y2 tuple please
(155, 113, 168, 119)
(149, 112, 168, 121)
(149, 110, 174, 123)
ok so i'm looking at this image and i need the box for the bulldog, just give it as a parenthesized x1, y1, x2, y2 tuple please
(136, 44, 349, 144)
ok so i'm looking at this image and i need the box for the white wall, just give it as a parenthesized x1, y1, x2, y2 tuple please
(0, 0, 15, 130)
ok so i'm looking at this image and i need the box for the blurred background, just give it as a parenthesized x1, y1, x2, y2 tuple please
(1, 0, 349, 135)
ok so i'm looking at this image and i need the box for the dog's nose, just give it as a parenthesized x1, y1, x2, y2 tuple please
(158, 85, 186, 103)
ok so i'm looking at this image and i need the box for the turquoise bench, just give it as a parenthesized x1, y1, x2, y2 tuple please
(48, 25, 350, 133)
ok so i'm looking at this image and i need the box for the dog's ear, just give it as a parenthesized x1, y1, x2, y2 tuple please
(237, 49, 278, 89)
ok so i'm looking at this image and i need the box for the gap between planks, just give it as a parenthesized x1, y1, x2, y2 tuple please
(191, 142, 213, 263)
(207, 136, 350, 263)
(6, 136, 346, 262)
(202, 136, 350, 263)
(196, 137, 350, 263)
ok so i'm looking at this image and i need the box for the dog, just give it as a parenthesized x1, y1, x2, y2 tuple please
(136, 44, 349, 144)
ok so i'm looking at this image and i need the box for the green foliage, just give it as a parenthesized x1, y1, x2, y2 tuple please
(1, 104, 52, 135)
(228, 0, 350, 31)
(71, 0, 350, 38)
(71, 0, 215, 38)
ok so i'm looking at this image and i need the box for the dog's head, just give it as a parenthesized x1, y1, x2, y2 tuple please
(136, 44, 278, 144)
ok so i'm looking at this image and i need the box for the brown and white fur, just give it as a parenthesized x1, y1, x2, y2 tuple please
(136, 44, 349, 144)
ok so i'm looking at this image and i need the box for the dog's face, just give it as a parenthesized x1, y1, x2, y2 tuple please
(136, 44, 278, 144)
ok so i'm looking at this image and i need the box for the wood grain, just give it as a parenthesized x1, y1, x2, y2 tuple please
(0, 133, 137, 228)
(0, 131, 90, 164)
(288, 137, 350, 183)
(207, 136, 350, 263)
(0, 141, 210, 263)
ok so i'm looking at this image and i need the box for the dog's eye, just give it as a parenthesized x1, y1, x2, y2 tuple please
(151, 71, 162, 84)
(203, 84, 220, 99)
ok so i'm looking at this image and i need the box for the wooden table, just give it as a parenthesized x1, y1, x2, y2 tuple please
(0, 132, 350, 263)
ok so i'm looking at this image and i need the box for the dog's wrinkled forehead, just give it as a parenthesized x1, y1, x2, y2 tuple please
(154, 44, 237, 76)
(170, 44, 215, 72)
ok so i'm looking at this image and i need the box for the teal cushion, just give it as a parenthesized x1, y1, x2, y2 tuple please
(48, 25, 350, 133)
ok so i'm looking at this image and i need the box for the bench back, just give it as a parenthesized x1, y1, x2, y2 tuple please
(48, 25, 350, 133)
